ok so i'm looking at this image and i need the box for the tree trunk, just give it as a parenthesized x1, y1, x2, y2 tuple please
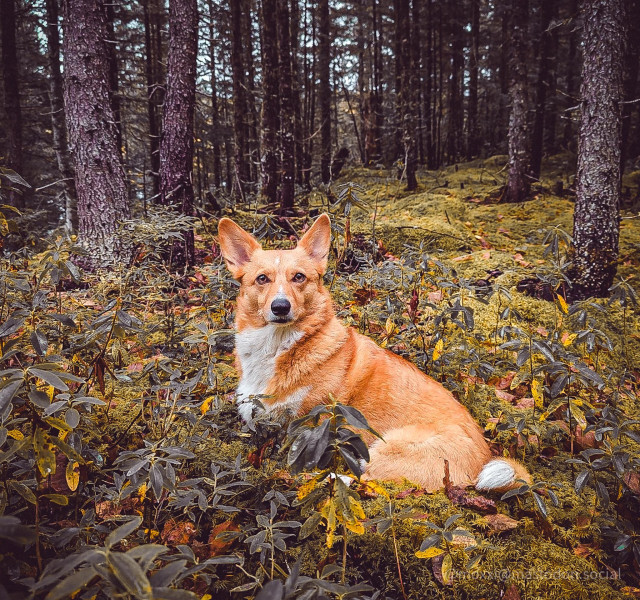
(207, 0, 221, 189)
(563, 0, 579, 148)
(318, 0, 331, 183)
(62, 0, 130, 266)
(620, 0, 640, 176)
(277, 0, 295, 213)
(1, 0, 24, 208)
(158, 0, 197, 268)
(260, 0, 280, 203)
(446, 0, 464, 164)
(572, 0, 626, 299)
(503, 0, 531, 203)
(466, 0, 480, 159)
(230, 0, 247, 198)
(104, 2, 123, 158)
(395, 0, 417, 190)
(243, 0, 258, 185)
(290, 0, 304, 184)
(143, 0, 164, 199)
(44, 0, 77, 234)
(530, 0, 554, 179)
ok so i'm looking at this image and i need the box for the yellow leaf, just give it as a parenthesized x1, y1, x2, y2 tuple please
(201, 595, 213, 600)
(415, 547, 445, 560)
(345, 520, 365, 534)
(200, 396, 214, 415)
(66, 460, 80, 491)
(47, 385, 55, 401)
(297, 477, 319, 501)
(349, 497, 366, 520)
(432, 339, 444, 361)
(360, 480, 389, 499)
(385, 317, 395, 335)
(562, 332, 577, 347)
(441, 553, 453, 584)
(7, 429, 23, 440)
(321, 500, 337, 548)
(138, 483, 148, 501)
(556, 294, 569, 314)
(531, 379, 544, 410)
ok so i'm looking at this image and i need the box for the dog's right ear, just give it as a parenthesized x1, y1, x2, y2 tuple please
(218, 218, 261, 278)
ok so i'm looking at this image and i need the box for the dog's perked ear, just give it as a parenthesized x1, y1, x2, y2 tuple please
(297, 213, 331, 275)
(217, 218, 262, 278)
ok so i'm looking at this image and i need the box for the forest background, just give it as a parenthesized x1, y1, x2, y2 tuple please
(1, 0, 640, 599)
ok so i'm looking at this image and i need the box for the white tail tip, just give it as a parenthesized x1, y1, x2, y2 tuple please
(475, 459, 516, 491)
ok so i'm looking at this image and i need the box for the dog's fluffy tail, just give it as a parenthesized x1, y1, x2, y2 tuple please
(475, 458, 531, 492)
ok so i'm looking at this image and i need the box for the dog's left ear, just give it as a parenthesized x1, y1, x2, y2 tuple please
(298, 213, 331, 275)
(218, 218, 262, 278)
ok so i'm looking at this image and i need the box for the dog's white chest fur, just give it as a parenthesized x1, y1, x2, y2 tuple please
(235, 324, 306, 421)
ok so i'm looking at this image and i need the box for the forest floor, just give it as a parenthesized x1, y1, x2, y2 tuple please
(3, 156, 640, 600)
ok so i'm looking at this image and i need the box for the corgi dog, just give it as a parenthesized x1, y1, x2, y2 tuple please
(217, 214, 530, 492)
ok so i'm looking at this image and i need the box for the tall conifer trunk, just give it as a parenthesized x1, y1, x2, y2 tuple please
(572, 0, 626, 299)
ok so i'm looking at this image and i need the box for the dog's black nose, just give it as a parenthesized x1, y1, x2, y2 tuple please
(271, 297, 291, 317)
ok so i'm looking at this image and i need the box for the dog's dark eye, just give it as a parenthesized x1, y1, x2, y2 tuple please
(256, 274, 270, 285)
(293, 272, 306, 283)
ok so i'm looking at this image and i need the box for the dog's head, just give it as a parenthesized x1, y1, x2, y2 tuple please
(217, 214, 331, 327)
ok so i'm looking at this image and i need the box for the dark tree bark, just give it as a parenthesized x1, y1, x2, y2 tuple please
(243, 0, 258, 184)
(620, 0, 640, 175)
(503, 0, 531, 203)
(572, 0, 626, 299)
(277, 0, 295, 213)
(563, 0, 579, 148)
(260, 0, 280, 203)
(104, 2, 123, 158)
(230, 0, 248, 197)
(62, 0, 130, 266)
(1, 0, 24, 208)
(318, 0, 331, 183)
(466, 0, 480, 159)
(158, 0, 197, 268)
(394, 0, 417, 190)
(143, 0, 164, 199)
(44, 0, 77, 234)
(530, 0, 555, 179)
(543, 0, 559, 154)
(446, 0, 464, 164)
(207, 0, 221, 189)
(290, 0, 304, 184)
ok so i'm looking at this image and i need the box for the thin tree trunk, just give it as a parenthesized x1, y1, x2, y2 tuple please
(143, 0, 162, 198)
(230, 0, 247, 197)
(158, 0, 198, 268)
(446, 0, 464, 164)
(572, 0, 626, 299)
(530, 0, 554, 179)
(318, 0, 331, 183)
(563, 0, 579, 148)
(243, 0, 258, 185)
(467, 0, 480, 159)
(208, 0, 221, 189)
(62, 0, 130, 266)
(620, 0, 640, 176)
(104, 2, 123, 158)
(260, 0, 280, 203)
(290, 0, 304, 184)
(44, 0, 77, 234)
(277, 0, 295, 213)
(395, 0, 417, 190)
(1, 0, 24, 208)
(503, 0, 531, 203)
